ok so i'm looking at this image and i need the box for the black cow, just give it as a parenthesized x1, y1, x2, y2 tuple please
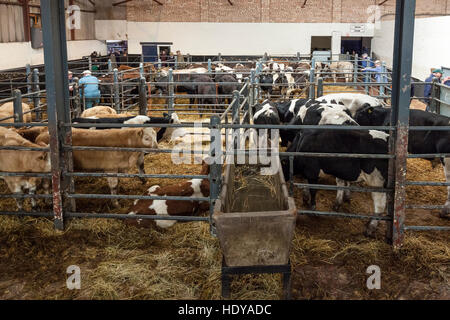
(191, 74, 218, 114)
(214, 74, 239, 107)
(354, 105, 450, 217)
(260, 73, 274, 99)
(282, 129, 389, 237)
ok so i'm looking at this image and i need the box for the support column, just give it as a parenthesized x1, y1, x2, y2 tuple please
(41, 0, 73, 230)
(331, 31, 341, 62)
(388, 0, 416, 248)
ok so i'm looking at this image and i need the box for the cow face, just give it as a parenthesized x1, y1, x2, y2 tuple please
(33, 151, 51, 172)
(354, 104, 386, 126)
(140, 128, 158, 148)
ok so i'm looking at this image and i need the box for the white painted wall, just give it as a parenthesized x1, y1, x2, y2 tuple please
(96, 20, 374, 57)
(372, 16, 450, 80)
(0, 40, 107, 70)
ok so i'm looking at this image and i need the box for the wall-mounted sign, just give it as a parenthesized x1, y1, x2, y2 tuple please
(350, 24, 366, 33)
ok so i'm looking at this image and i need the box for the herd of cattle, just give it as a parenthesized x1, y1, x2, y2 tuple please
(100, 58, 355, 113)
(253, 93, 450, 236)
(0, 82, 449, 236)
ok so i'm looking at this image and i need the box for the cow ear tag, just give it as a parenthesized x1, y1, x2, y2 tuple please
(368, 108, 373, 114)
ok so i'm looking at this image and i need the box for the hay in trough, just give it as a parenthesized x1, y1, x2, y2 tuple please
(231, 164, 280, 213)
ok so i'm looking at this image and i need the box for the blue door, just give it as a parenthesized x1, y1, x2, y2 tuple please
(142, 45, 158, 62)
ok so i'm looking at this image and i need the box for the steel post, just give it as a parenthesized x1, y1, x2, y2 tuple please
(309, 57, 316, 99)
(208, 59, 212, 73)
(73, 77, 80, 118)
(108, 59, 112, 73)
(250, 68, 256, 107)
(33, 68, 41, 121)
(26, 64, 32, 104)
(209, 115, 222, 236)
(168, 69, 174, 115)
(317, 77, 323, 98)
(389, 0, 416, 248)
(139, 62, 144, 78)
(139, 76, 147, 115)
(113, 68, 120, 112)
(232, 90, 240, 150)
(430, 78, 440, 113)
(380, 62, 386, 98)
(41, 0, 75, 230)
(13, 89, 23, 123)
(88, 56, 92, 71)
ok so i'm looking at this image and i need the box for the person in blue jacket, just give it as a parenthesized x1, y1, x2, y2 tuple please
(424, 69, 443, 111)
(363, 60, 383, 83)
(78, 70, 101, 109)
(362, 60, 383, 95)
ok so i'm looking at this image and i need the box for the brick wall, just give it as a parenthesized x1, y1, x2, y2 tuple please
(126, 0, 450, 23)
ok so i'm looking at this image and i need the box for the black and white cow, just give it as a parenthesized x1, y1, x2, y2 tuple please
(280, 100, 358, 147)
(282, 128, 390, 237)
(355, 105, 450, 218)
(315, 93, 383, 117)
(253, 100, 281, 125)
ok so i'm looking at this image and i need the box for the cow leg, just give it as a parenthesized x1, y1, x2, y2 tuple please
(440, 157, 450, 218)
(344, 181, 351, 203)
(42, 179, 52, 205)
(364, 192, 386, 238)
(29, 186, 37, 211)
(13, 185, 24, 212)
(302, 188, 311, 207)
(307, 178, 318, 210)
(106, 175, 120, 208)
(137, 153, 146, 184)
(333, 178, 346, 211)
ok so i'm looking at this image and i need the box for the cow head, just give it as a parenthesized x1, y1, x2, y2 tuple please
(33, 151, 51, 172)
(354, 104, 387, 126)
(140, 128, 158, 148)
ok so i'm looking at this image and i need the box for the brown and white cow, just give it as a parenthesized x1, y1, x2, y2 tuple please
(0, 127, 50, 210)
(36, 127, 158, 207)
(0, 102, 32, 123)
(329, 61, 354, 83)
(80, 106, 117, 118)
(125, 160, 210, 229)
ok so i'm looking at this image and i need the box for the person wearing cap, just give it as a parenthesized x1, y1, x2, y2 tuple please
(424, 69, 443, 112)
(360, 53, 373, 69)
(78, 70, 101, 110)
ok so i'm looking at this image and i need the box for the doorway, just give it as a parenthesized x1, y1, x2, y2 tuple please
(311, 36, 332, 52)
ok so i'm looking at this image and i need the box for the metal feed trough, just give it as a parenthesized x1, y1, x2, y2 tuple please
(213, 161, 297, 267)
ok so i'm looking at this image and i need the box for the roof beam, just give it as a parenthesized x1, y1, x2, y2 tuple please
(301, 0, 308, 8)
(227, 0, 233, 5)
(112, 0, 133, 6)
